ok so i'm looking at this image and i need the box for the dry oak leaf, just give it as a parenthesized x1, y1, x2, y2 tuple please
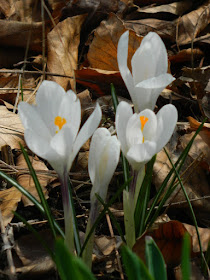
(47, 15, 86, 90)
(16, 154, 50, 207)
(133, 220, 192, 267)
(0, 105, 24, 149)
(87, 13, 143, 72)
(0, 187, 22, 227)
(0, 20, 45, 52)
(125, 18, 176, 42)
(75, 68, 126, 96)
(187, 116, 210, 147)
(176, 0, 210, 46)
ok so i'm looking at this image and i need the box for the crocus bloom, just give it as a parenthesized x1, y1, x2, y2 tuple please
(116, 101, 177, 171)
(18, 80, 102, 178)
(117, 31, 175, 113)
(88, 127, 120, 206)
(83, 127, 120, 268)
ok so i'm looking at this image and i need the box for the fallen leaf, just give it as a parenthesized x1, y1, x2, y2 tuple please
(133, 220, 191, 266)
(75, 67, 126, 96)
(0, 106, 24, 149)
(147, 1, 192, 16)
(169, 48, 204, 64)
(16, 154, 50, 206)
(47, 15, 86, 90)
(176, 0, 210, 45)
(153, 128, 210, 224)
(13, 229, 55, 277)
(87, 13, 143, 71)
(125, 18, 176, 42)
(0, 187, 22, 227)
(183, 223, 210, 252)
(187, 116, 210, 146)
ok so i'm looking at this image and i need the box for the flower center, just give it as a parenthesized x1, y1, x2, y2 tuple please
(54, 116, 66, 133)
(140, 116, 148, 131)
(140, 116, 148, 142)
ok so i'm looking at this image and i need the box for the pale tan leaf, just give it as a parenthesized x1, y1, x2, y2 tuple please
(47, 15, 86, 90)
(0, 106, 24, 149)
(0, 187, 22, 227)
(177, 0, 210, 45)
(183, 223, 210, 252)
(16, 154, 50, 207)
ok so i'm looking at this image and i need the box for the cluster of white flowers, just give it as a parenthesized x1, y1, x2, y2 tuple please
(18, 31, 177, 221)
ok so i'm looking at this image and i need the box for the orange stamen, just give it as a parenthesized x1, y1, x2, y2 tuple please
(140, 116, 148, 131)
(54, 116, 66, 133)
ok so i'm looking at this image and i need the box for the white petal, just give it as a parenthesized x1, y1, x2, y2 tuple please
(71, 103, 102, 170)
(18, 102, 52, 156)
(36, 81, 66, 135)
(88, 128, 110, 186)
(117, 31, 137, 108)
(155, 104, 178, 152)
(134, 74, 175, 112)
(116, 101, 133, 155)
(126, 141, 157, 170)
(126, 113, 143, 148)
(132, 32, 168, 85)
(59, 90, 81, 140)
(136, 73, 175, 89)
(24, 129, 51, 159)
(138, 109, 157, 141)
(47, 126, 75, 177)
(89, 128, 120, 202)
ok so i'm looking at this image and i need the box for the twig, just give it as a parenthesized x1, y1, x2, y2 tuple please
(106, 213, 124, 280)
(0, 209, 17, 280)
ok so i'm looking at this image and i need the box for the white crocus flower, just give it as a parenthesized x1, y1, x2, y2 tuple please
(88, 127, 121, 205)
(18, 80, 102, 178)
(116, 101, 178, 171)
(83, 127, 120, 268)
(117, 31, 175, 113)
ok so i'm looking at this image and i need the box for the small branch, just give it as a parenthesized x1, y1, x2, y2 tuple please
(0, 210, 17, 280)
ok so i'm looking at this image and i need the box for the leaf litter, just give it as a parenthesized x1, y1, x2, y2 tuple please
(0, 0, 209, 279)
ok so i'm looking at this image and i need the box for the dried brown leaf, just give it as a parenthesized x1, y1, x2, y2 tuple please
(176, 0, 210, 45)
(47, 15, 86, 90)
(16, 154, 50, 207)
(0, 187, 22, 227)
(87, 13, 143, 71)
(0, 106, 24, 149)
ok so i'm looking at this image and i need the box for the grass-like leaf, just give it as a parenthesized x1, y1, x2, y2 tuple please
(145, 119, 206, 229)
(181, 233, 191, 280)
(55, 238, 96, 280)
(145, 237, 167, 280)
(121, 245, 153, 280)
(80, 178, 131, 257)
(0, 166, 64, 238)
(20, 144, 57, 238)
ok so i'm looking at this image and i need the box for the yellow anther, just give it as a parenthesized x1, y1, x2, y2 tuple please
(140, 116, 148, 131)
(54, 116, 66, 132)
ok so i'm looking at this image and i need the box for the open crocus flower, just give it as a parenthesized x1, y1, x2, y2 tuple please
(18, 80, 102, 178)
(116, 101, 177, 171)
(117, 31, 175, 113)
(88, 127, 120, 206)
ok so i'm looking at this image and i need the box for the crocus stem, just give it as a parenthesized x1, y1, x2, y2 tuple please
(123, 168, 145, 248)
(60, 172, 74, 254)
(133, 167, 145, 209)
(83, 199, 100, 268)
(123, 190, 135, 248)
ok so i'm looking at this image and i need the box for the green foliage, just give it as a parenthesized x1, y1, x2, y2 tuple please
(145, 237, 167, 280)
(181, 233, 191, 280)
(55, 238, 96, 280)
(121, 245, 153, 280)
